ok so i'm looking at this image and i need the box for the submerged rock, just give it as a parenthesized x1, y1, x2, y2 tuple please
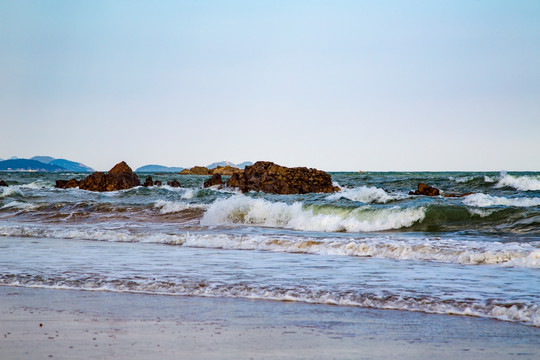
(225, 161, 340, 194)
(79, 161, 140, 192)
(409, 183, 440, 196)
(0, 180, 8, 187)
(167, 179, 181, 187)
(142, 176, 162, 187)
(55, 178, 80, 189)
(203, 174, 223, 188)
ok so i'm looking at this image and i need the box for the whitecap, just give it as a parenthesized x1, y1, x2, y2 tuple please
(463, 193, 540, 207)
(326, 186, 406, 204)
(154, 200, 206, 214)
(201, 195, 425, 232)
(495, 173, 540, 191)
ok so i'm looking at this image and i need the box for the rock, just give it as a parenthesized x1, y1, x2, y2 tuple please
(204, 174, 223, 188)
(55, 179, 80, 189)
(154, 180, 162, 186)
(225, 161, 340, 194)
(180, 166, 211, 175)
(79, 161, 140, 192)
(443, 192, 473, 198)
(180, 165, 240, 176)
(167, 179, 181, 187)
(143, 176, 155, 187)
(409, 183, 440, 196)
(0, 180, 9, 187)
(211, 166, 241, 176)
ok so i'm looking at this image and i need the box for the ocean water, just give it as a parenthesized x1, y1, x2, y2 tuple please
(1, 171, 539, 327)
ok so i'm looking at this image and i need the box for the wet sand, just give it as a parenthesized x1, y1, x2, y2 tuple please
(1, 286, 539, 359)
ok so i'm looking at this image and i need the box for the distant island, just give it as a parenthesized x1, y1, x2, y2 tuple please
(136, 161, 253, 173)
(135, 164, 185, 173)
(0, 156, 94, 172)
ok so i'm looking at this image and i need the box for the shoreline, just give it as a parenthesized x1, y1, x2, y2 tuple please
(1, 286, 539, 359)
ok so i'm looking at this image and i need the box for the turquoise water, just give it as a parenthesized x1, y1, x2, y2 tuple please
(1, 171, 539, 326)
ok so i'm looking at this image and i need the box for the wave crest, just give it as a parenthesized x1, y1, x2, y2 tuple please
(463, 193, 540, 208)
(326, 186, 405, 204)
(495, 174, 540, 191)
(201, 195, 424, 232)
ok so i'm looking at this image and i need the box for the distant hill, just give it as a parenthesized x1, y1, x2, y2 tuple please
(236, 161, 253, 169)
(136, 164, 184, 172)
(30, 156, 55, 163)
(206, 161, 253, 169)
(48, 159, 94, 172)
(0, 159, 66, 172)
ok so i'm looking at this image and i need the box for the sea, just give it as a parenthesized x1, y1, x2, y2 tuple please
(1, 170, 539, 327)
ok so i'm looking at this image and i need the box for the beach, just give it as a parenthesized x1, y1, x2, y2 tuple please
(2, 286, 539, 359)
(1, 170, 540, 358)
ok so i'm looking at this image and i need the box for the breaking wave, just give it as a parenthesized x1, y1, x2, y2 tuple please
(326, 186, 406, 204)
(495, 173, 540, 191)
(2, 226, 538, 268)
(2, 274, 538, 327)
(463, 193, 540, 208)
(201, 195, 425, 232)
(154, 200, 207, 214)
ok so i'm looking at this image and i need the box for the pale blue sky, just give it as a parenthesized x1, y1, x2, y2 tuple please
(1, 1, 539, 171)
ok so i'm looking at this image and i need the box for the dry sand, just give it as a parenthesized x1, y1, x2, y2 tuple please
(1, 286, 539, 359)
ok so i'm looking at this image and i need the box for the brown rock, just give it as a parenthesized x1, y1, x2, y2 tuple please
(204, 174, 223, 188)
(225, 161, 340, 194)
(410, 183, 440, 196)
(186, 166, 211, 175)
(211, 166, 241, 176)
(55, 179, 80, 189)
(79, 161, 140, 192)
(167, 179, 181, 187)
(143, 176, 155, 187)
(0, 180, 8, 187)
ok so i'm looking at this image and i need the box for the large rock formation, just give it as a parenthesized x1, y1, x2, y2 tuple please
(0, 180, 8, 187)
(79, 161, 140, 192)
(225, 161, 340, 194)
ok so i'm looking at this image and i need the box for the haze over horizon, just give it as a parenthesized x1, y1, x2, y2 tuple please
(1, 1, 539, 172)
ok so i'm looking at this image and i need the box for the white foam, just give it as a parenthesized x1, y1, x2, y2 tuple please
(182, 233, 540, 268)
(463, 193, 540, 207)
(450, 176, 475, 183)
(2, 274, 538, 327)
(495, 173, 540, 191)
(154, 200, 206, 214)
(201, 195, 425, 232)
(1, 201, 39, 210)
(2, 224, 539, 268)
(0, 187, 23, 198)
(326, 186, 406, 204)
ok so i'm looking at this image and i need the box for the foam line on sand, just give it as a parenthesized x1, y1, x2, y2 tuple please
(1, 286, 539, 360)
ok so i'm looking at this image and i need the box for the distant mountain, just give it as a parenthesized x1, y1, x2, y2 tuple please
(206, 161, 252, 169)
(49, 159, 94, 172)
(236, 161, 253, 169)
(136, 164, 184, 172)
(30, 156, 55, 164)
(0, 159, 66, 172)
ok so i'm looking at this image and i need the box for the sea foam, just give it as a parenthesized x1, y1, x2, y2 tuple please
(463, 193, 540, 207)
(326, 186, 406, 204)
(495, 173, 540, 191)
(201, 195, 425, 232)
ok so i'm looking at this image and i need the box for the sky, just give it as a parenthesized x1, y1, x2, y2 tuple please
(1, 1, 539, 171)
